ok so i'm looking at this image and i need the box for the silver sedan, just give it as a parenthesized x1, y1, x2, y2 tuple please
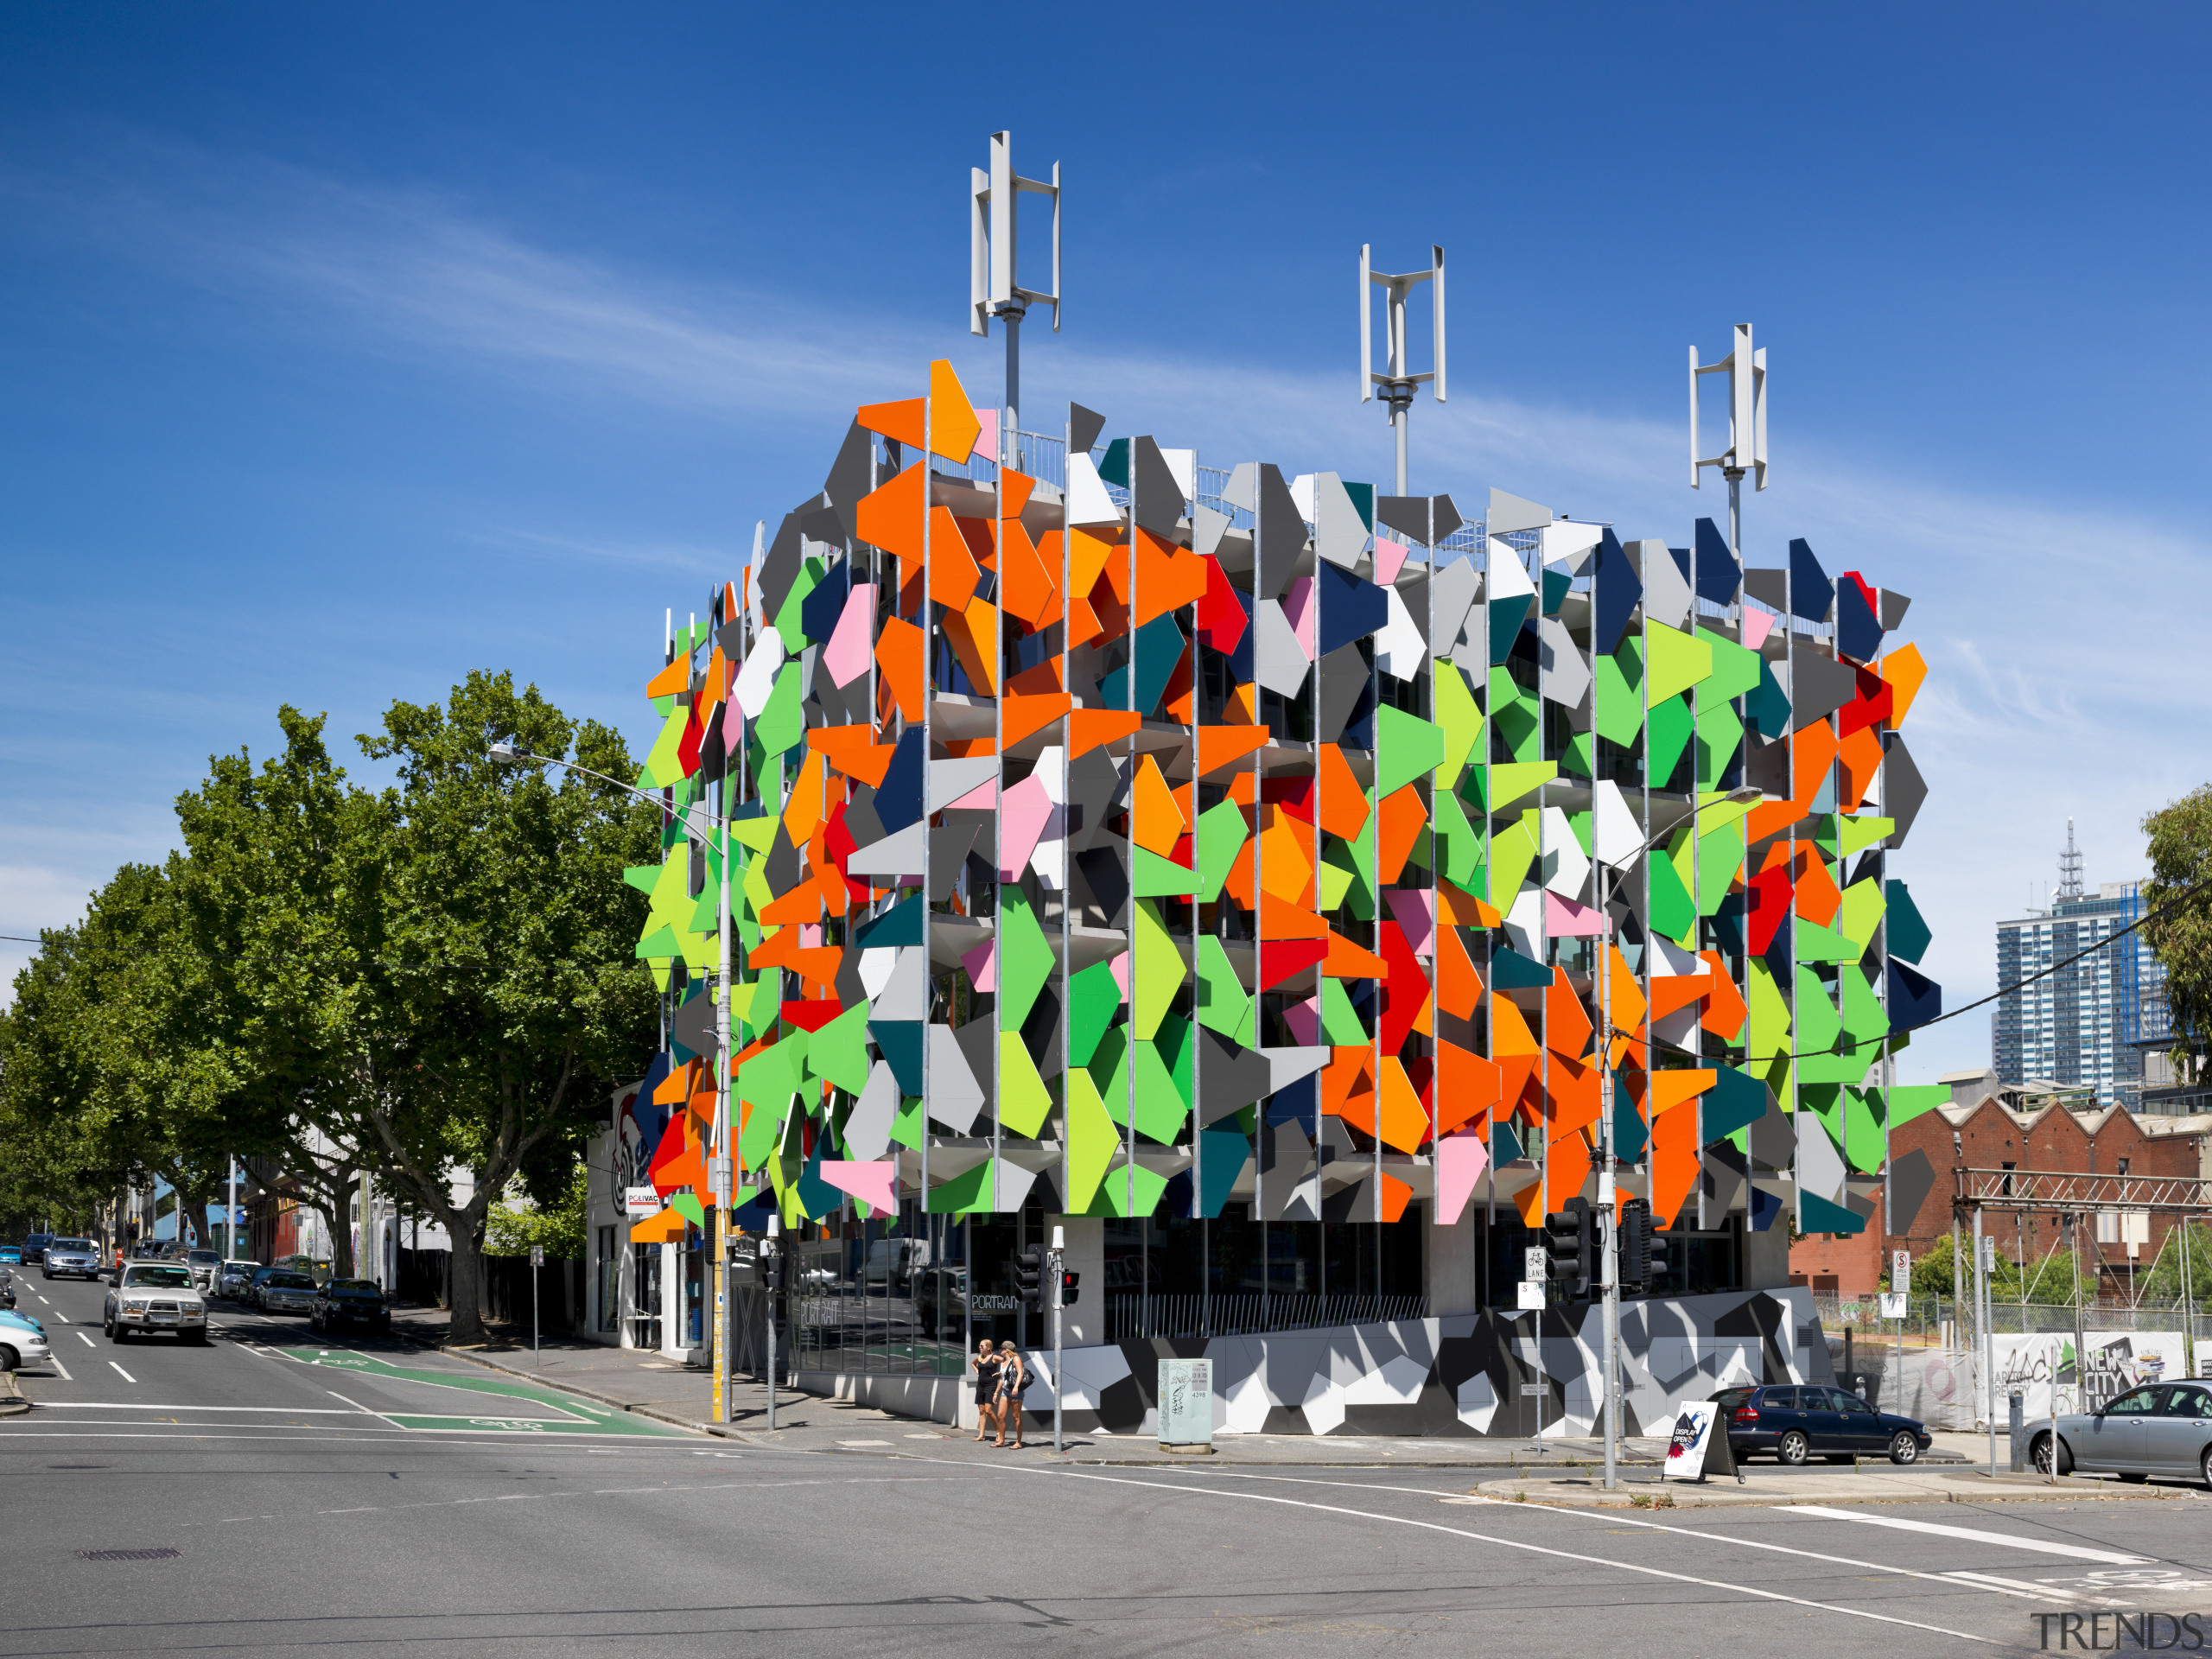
(2032, 1382, 2212, 1487)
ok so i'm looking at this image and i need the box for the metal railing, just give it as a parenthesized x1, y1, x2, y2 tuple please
(1103, 1292, 1430, 1342)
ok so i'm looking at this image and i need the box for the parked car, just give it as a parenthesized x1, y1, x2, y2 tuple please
(274, 1255, 334, 1287)
(1710, 1382, 1932, 1465)
(0, 1307, 51, 1371)
(310, 1279, 392, 1336)
(22, 1234, 52, 1265)
(0, 1245, 22, 1265)
(254, 1270, 320, 1316)
(217, 1261, 260, 1300)
(181, 1249, 224, 1293)
(103, 1263, 209, 1344)
(0, 1270, 15, 1310)
(41, 1237, 103, 1281)
(2031, 1382, 2212, 1487)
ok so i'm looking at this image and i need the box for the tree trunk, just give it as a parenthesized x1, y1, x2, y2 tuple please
(446, 1218, 489, 1344)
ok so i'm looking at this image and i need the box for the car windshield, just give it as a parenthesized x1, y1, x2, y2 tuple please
(53, 1239, 93, 1251)
(188, 1250, 219, 1263)
(328, 1280, 381, 1294)
(124, 1268, 193, 1288)
(1711, 1388, 1755, 1408)
(267, 1274, 315, 1289)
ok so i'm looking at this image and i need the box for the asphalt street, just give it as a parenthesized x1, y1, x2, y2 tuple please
(6, 1270, 2211, 1656)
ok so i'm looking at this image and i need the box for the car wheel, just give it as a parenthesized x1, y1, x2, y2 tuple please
(2119, 1471, 2150, 1484)
(0, 1345, 16, 1371)
(2200, 1446, 2212, 1491)
(2033, 1433, 2074, 1476)
(1889, 1431, 1920, 1465)
(188, 1329, 209, 1346)
(103, 1314, 114, 1339)
(1777, 1429, 1810, 1466)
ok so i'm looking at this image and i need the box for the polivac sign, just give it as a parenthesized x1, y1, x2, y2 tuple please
(1991, 1331, 2185, 1416)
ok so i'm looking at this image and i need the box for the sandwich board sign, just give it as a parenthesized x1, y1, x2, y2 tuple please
(1158, 1358, 1213, 1446)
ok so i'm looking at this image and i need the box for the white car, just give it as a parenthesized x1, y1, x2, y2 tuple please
(103, 1263, 210, 1344)
(0, 1311, 50, 1371)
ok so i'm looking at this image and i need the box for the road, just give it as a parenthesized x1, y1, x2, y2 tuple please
(6, 1269, 2211, 1656)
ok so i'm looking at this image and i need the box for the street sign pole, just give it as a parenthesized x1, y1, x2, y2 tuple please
(530, 1243, 543, 1359)
(766, 1215, 779, 1433)
(1052, 1225, 1065, 1456)
(1893, 1249, 1910, 1402)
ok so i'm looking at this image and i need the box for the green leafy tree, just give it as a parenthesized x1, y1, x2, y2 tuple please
(2142, 785, 2212, 1081)
(486, 1160, 588, 1261)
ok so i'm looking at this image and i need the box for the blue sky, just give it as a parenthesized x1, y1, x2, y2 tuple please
(4, 4, 2209, 1086)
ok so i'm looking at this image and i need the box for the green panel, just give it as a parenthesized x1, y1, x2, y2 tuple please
(639, 702, 690, 789)
(671, 1191, 705, 1228)
(1316, 837, 1359, 911)
(1132, 843, 1198, 897)
(1433, 659, 1485, 781)
(737, 1027, 810, 1109)
(1645, 696, 1694, 788)
(1193, 799, 1249, 904)
(1319, 976, 1370, 1044)
(1490, 667, 1541, 762)
(1567, 810, 1593, 857)
(1132, 1036, 1190, 1144)
(1696, 817, 1745, 917)
(1842, 1086, 1887, 1173)
(1340, 813, 1377, 921)
(1066, 960, 1122, 1068)
(804, 1002, 872, 1095)
(1840, 815, 1896, 856)
(1645, 844, 1696, 940)
(1487, 812, 1541, 902)
(634, 923, 678, 962)
(1746, 958, 1790, 1061)
(1099, 1160, 1172, 1218)
(1694, 625, 1763, 702)
(1593, 653, 1644, 747)
(773, 556, 825, 652)
(1694, 698, 1744, 791)
(888, 1092, 925, 1151)
(1796, 916, 1865, 965)
(997, 887, 1057, 1030)
(1063, 1067, 1119, 1213)
(1799, 1082, 1844, 1145)
(1481, 760, 1555, 813)
(1194, 935, 1255, 1044)
(1560, 730, 1593, 778)
(754, 659, 807, 758)
(998, 1033, 1053, 1137)
(1432, 786, 1484, 889)
(1645, 621, 1713, 706)
(925, 1159, 992, 1214)
(738, 1092, 791, 1171)
(1088, 1021, 1128, 1102)
(1793, 968, 1846, 1080)
(1133, 899, 1179, 1039)
(1888, 1084, 1948, 1128)
(1838, 963, 1890, 1043)
(1376, 703, 1447, 798)
(1835, 877, 1888, 949)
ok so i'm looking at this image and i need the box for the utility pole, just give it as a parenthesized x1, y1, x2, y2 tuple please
(1360, 245, 1446, 495)
(711, 650, 734, 1427)
(970, 130, 1060, 467)
(1052, 1224, 1065, 1455)
(765, 1212, 780, 1433)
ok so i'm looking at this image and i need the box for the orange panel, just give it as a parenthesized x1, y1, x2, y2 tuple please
(1195, 724, 1268, 779)
(1375, 784, 1427, 886)
(1132, 527, 1210, 627)
(1095, 532, 1133, 607)
(955, 512, 997, 575)
(1792, 848, 1842, 926)
(647, 656, 690, 699)
(1547, 1052, 1603, 1143)
(1087, 575, 1131, 648)
(1068, 709, 1141, 760)
(630, 1209, 689, 1245)
(1321, 928, 1390, 979)
(1496, 1053, 1541, 1123)
(928, 505, 982, 611)
(1746, 797, 1808, 842)
(654, 1058, 699, 1106)
(696, 646, 726, 725)
(760, 879, 824, 926)
(1065, 596, 1104, 651)
(856, 397, 925, 448)
(1792, 719, 1840, 801)
(1697, 950, 1747, 1040)
(1007, 658, 1065, 698)
(1374, 1170, 1415, 1224)
(1545, 1134, 1593, 1214)
(1836, 722, 1883, 813)
(1001, 694, 1071, 749)
(942, 594, 999, 697)
(874, 617, 925, 724)
(1261, 891, 1328, 940)
(1879, 641, 1926, 729)
(1491, 993, 1540, 1057)
(1068, 526, 1119, 598)
(1256, 814, 1314, 903)
(1433, 1039, 1501, 1136)
(1131, 754, 1185, 857)
(1436, 923, 1482, 1020)
(1224, 682, 1259, 726)
(1545, 968, 1592, 1060)
(1314, 743, 1370, 841)
(1513, 1176, 1548, 1230)
(999, 467, 1036, 521)
(1378, 1058, 1431, 1153)
(1649, 1068, 1716, 1117)
(1219, 835, 1256, 910)
(1605, 945, 1647, 1038)
(999, 519, 1058, 627)
(854, 460, 926, 573)
(1647, 972, 1713, 1021)
(939, 738, 997, 758)
(1649, 1099, 1700, 1230)
(781, 752, 826, 849)
(1434, 880, 1503, 929)
(925, 359, 982, 464)
(1322, 1046, 1376, 1128)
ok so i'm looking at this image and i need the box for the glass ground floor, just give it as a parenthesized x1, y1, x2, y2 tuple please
(779, 1196, 1749, 1377)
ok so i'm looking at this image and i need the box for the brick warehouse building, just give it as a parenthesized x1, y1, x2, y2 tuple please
(1789, 1096, 2212, 1297)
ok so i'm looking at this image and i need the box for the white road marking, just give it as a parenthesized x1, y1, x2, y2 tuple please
(47, 1356, 72, 1382)
(326, 1389, 403, 1430)
(106, 1361, 136, 1383)
(1944, 1571, 2127, 1606)
(74, 1332, 94, 1347)
(948, 1462, 1996, 1643)
(1783, 1506, 2151, 1564)
(30, 1402, 366, 1413)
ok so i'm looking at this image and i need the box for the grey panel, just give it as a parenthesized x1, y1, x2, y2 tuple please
(844, 820, 925, 876)
(799, 504, 848, 554)
(1879, 588, 1912, 631)
(1376, 495, 1431, 542)
(1631, 537, 1693, 629)
(1255, 463, 1306, 599)
(1429, 493, 1465, 543)
(1539, 615, 1592, 709)
(1223, 461, 1258, 512)
(759, 511, 805, 619)
(822, 419, 875, 546)
(929, 817, 983, 901)
(843, 1061, 902, 1162)
(1430, 555, 1479, 656)
(1885, 736, 1927, 848)
(670, 988, 717, 1064)
(874, 945, 930, 1020)
(1487, 487, 1552, 537)
(1315, 642, 1369, 743)
(1312, 472, 1367, 569)
(1073, 843, 1130, 929)
(927, 1022, 985, 1134)
(1195, 1027, 1274, 1122)
(1698, 1140, 1750, 1230)
(1744, 568, 1788, 610)
(930, 756, 999, 810)
(1069, 403, 1107, 458)
(1064, 749, 1128, 853)
(1253, 599, 1312, 696)
(1131, 435, 1186, 541)
(1191, 503, 1231, 561)
(1885, 1147, 1938, 1236)
(1791, 647, 1859, 726)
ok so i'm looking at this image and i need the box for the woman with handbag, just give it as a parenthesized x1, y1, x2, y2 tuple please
(969, 1339, 1001, 1443)
(995, 1346, 1027, 1448)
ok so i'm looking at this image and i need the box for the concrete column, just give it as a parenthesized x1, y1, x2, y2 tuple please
(1424, 1203, 1482, 1318)
(1743, 1224, 1791, 1290)
(1056, 1215, 1106, 1347)
(660, 1243, 683, 1359)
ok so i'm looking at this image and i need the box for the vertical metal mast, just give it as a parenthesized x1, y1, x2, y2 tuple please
(1691, 322, 1768, 562)
(973, 131, 1061, 468)
(1360, 245, 1446, 495)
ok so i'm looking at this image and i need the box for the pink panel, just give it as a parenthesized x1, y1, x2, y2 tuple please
(962, 938, 997, 993)
(1741, 607, 1776, 652)
(820, 1160, 898, 1212)
(971, 407, 998, 464)
(1281, 575, 1318, 659)
(1374, 537, 1409, 586)
(997, 772, 1054, 880)
(948, 779, 999, 812)
(1109, 950, 1131, 1000)
(824, 585, 877, 689)
(1282, 995, 1320, 1046)
(1383, 887, 1435, 957)
(1434, 1132, 1490, 1225)
(800, 924, 823, 950)
(1543, 891, 1611, 938)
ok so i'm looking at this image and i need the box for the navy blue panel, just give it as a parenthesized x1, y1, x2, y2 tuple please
(1834, 577, 1883, 664)
(1158, 1170, 1196, 1220)
(1264, 1074, 1318, 1132)
(798, 554, 849, 646)
(1590, 527, 1643, 657)
(1668, 545, 1691, 581)
(1748, 1183, 1784, 1232)
(1316, 560, 1389, 657)
(1710, 892, 1745, 958)
(874, 726, 925, 834)
(1888, 962, 1942, 1032)
(1789, 538, 1833, 620)
(1694, 517, 1741, 606)
(1228, 588, 1255, 682)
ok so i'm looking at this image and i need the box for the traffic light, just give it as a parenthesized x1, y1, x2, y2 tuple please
(1618, 1198, 1653, 1292)
(763, 1249, 786, 1293)
(1016, 1246, 1045, 1313)
(1542, 1202, 1592, 1292)
(1058, 1269, 1080, 1308)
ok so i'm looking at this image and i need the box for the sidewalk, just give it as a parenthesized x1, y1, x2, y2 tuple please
(1478, 1465, 2209, 1509)
(385, 1302, 1673, 1467)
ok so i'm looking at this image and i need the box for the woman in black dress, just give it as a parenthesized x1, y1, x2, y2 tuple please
(969, 1339, 1001, 1442)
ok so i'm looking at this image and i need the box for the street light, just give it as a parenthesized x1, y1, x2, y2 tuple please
(490, 739, 738, 1426)
(1593, 781, 1760, 1491)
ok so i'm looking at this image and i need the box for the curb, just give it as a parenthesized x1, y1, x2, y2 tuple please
(0, 1370, 29, 1416)
(1475, 1476, 2205, 1510)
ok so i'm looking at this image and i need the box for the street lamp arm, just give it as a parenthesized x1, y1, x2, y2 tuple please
(488, 742, 713, 849)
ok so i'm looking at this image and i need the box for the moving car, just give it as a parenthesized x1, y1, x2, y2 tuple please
(310, 1279, 393, 1336)
(42, 1238, 103, 1281)
(22, 1234, 52, 1265)
(181, 1249, 224, 1292)
(0, 1307, 51, 1371)
(0, 1245, 21, 1265)
(217, 1261, 260, 1300)
(2031, 1382, 2212, 1487)
(103, 1263, 209, 1344)
(1710, 1382, 1934, 1465)
(253, 1270, 319, 1316)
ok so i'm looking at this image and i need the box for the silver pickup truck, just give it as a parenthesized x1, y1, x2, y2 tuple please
(103, 1263, 210, 1344)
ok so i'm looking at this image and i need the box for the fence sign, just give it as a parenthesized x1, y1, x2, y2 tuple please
(1989, 1331, 2187, 1417)
(1517, 1280, 1545, 1310)
(1878, 1293, 1907, 1320)
(623, 1185, 661, 1217)
(1158, 1357, 1213, 1446)
(530, 1245, 544, 1268)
